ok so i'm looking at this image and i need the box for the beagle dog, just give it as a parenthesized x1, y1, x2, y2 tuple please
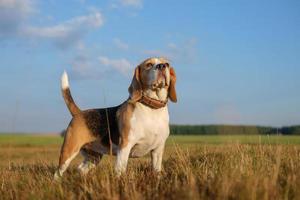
(54, 57, 177, 179)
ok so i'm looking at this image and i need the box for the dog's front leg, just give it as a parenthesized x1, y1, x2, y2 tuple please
(114, 144, 132, 176)
(151, 144, 165, 172)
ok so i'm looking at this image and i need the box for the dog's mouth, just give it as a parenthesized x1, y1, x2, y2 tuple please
(151, 82, 165, 89)
(151, 77, 167, 90)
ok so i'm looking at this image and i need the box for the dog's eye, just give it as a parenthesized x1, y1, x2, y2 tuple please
(146, 63, 153, 69)
(164, 63, 170, 68)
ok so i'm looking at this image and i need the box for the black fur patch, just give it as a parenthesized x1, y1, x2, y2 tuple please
(82, 104, 122, 146)
(81, 147, 103, 163)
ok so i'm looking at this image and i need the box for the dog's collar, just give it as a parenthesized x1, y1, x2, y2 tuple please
(138, 94, 167, 109)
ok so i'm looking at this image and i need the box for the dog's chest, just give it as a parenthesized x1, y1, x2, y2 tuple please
(129, 103, 170, 157)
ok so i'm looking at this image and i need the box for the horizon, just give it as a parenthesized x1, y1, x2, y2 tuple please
(1, 123, 298, 135)
(0, 0, 299, 133)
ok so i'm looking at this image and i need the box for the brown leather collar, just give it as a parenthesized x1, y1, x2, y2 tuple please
(138, 95, 167, 109)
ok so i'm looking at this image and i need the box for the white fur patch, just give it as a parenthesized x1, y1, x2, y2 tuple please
(153, 58, 160, 66)
(128, 103, 170, 157)
(165, 67, 170, 86)
(58, 150, 79, 176)
(143, 88, 168, 101)
(114, 102, 170, 175)
(157, 88, 168, 100)
(115, 144, 132, 176)
(61, 71, 69, 90)
(54, 150, 78, 180)
(78, 161, 96, 175)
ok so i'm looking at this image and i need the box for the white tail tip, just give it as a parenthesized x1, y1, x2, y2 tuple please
(61, 70, 69, 90)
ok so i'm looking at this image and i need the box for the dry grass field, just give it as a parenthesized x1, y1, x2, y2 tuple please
(0, 134, 300, 200)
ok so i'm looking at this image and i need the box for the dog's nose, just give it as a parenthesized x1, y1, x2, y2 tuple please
(156, 63, 166, 70)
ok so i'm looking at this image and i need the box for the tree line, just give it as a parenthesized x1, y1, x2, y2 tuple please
(170, 125, 300, 135)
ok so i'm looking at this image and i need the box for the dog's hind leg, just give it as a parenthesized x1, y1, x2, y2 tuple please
(78, 148, 103, 175)
(54, 121, 96, 180)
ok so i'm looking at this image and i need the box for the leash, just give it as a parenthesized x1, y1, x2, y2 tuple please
(105, 108, 113, 156)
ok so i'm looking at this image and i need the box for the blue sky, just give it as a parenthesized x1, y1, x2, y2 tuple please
(0, 0, 299, 133)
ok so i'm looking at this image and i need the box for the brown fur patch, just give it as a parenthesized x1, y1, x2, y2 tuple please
(59, 116, 96, 166)
(168, 67, 177, 102)
(128, 67, 143, 102)
(62, 88, 81, 116)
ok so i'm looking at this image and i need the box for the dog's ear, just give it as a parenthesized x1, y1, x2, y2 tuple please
(168, 67, 177, 102)
(128, 66, 142, 102)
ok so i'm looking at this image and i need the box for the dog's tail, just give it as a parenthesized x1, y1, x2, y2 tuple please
(61, 71, 81, 116)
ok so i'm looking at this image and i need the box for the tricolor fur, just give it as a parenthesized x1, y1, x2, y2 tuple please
(54, 57, 177, 179)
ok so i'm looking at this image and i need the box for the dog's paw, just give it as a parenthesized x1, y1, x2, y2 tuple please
(53, 171, 62, 182)
(78, 161, 96, 175)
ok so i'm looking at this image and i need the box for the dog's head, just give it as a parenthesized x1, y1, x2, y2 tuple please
(128, 57, 177, 103)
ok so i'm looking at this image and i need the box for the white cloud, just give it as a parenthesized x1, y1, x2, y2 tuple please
(24, 11, 104, 49)
(70, 55, 132, 79)
(0, 0, 34, 37)
(0, 0, 33, 12)
(120, 0, 143, 8)
(113, 38, 129, 50)
(99, 56, 132, 75)
(0, 0, 104, 49)
(68, 43, 107, 80)
(71, 53, 91, 78)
